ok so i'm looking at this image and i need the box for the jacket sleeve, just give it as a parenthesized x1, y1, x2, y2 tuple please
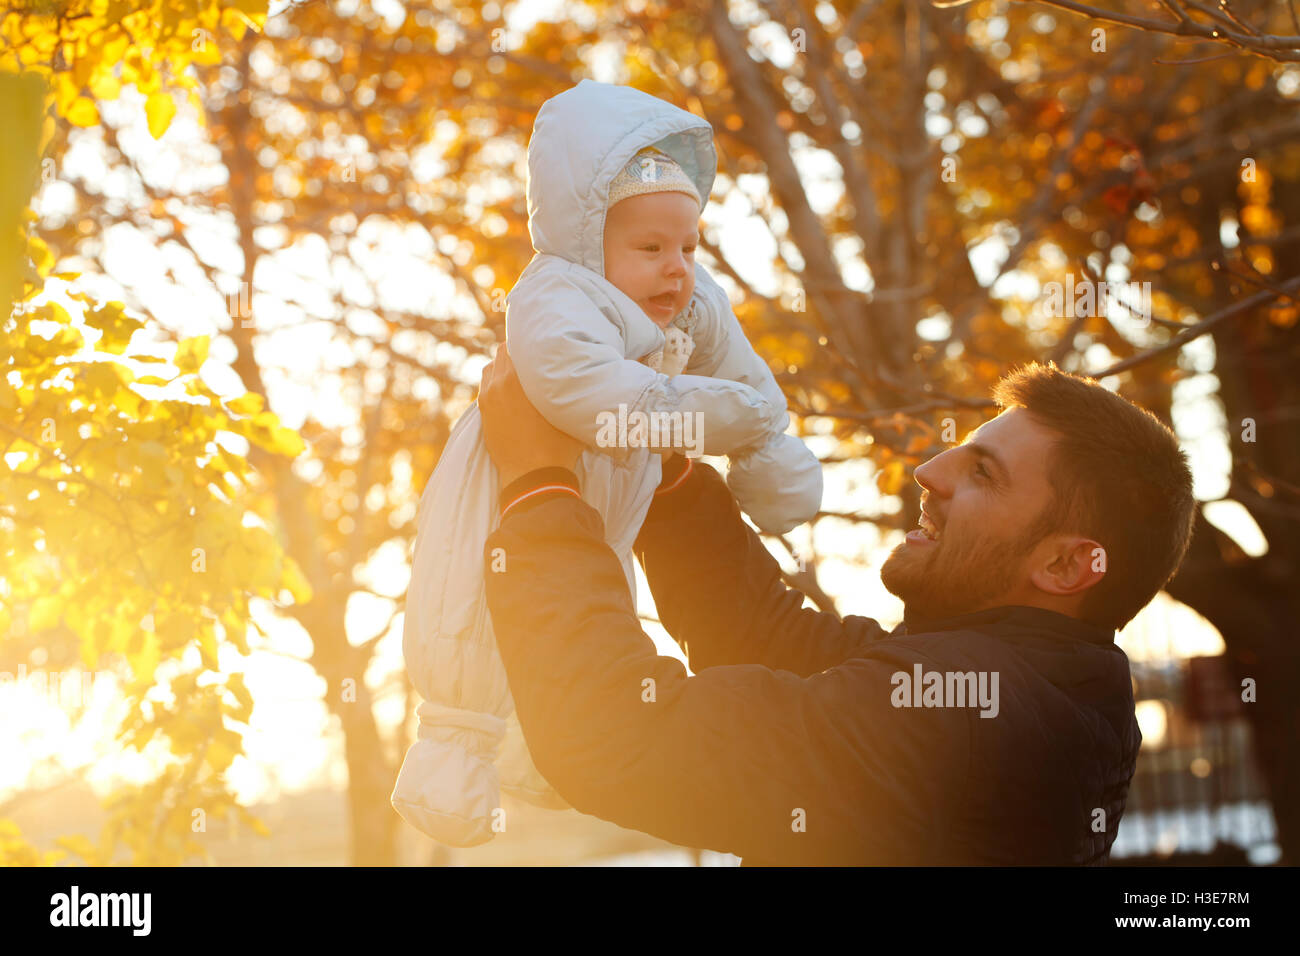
(483, 494, 966, 863)
(634, 458, 888, 675)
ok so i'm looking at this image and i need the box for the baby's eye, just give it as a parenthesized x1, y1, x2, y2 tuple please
(684, 245, 696, 254)
(641, 244, 660, 252)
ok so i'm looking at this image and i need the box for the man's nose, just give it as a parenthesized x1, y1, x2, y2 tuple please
(913, 448, 954, 495)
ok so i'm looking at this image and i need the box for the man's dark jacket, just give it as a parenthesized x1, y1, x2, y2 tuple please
(484, 458, 1142, 865)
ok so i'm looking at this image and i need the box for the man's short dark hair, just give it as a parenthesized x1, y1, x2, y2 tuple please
(992, 362, 1197, 631)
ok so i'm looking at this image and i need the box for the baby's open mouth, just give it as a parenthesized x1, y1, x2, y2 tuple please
(649, 293, 676, 310)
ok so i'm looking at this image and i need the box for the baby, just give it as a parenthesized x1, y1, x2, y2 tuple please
(391, 80, 823, 847)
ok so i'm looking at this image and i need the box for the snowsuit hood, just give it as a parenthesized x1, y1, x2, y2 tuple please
(525, 79, 717, 277)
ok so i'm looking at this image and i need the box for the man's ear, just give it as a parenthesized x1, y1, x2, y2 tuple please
(1029, 535, 1107, 597)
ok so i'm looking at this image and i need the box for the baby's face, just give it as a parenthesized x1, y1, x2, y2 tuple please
(602, 191, 699, 328)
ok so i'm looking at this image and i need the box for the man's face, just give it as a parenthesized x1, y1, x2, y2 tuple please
(880, 407, 1061, 620)
(602, 191, 699, 329)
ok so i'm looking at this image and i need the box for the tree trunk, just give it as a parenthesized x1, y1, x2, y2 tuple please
(1162, 166, 1300, 864)
(218, 32, 400, 867)
(322, 640, 402, 866)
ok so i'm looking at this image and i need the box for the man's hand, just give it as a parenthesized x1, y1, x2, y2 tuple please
(479, 342, 585, 488)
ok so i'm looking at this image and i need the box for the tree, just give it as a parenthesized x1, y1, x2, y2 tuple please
(25, 0, 624, 864)
(18, 0, 1298, 866)
(1, 0, 313, 865)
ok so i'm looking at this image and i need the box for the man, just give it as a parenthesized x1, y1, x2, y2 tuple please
(477, 349, 1197, 865)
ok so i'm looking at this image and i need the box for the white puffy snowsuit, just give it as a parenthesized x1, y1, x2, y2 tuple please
(391, 79, 824, 846)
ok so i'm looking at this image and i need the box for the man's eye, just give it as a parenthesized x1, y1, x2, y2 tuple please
(975, 462, 990, 480)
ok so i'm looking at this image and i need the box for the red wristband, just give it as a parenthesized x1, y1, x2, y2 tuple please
(501, 484, 581, 521)
(498, 467, 582, 521)
(655, 456, 694, 496)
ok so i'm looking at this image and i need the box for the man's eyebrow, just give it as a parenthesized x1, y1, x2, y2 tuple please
(964, 439, 1010, 484)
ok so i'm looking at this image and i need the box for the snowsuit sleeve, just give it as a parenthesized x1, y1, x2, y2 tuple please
(683, 265, 823, 534)
(505, 266, 785, 462)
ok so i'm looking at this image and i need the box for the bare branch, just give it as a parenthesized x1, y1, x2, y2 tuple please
(1022, 0, 1300, 62)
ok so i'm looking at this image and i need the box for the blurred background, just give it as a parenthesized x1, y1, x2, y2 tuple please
(2, 0, 1297, 866)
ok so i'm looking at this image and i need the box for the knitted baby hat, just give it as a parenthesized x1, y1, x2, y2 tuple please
(607, 146, 702, 209)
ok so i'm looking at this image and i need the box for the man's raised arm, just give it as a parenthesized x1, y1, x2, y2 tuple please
(484, 484, 963, 864)
(634, 454, 889, 675)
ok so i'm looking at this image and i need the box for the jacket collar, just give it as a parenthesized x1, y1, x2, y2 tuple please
(894, 604, 1116, 647)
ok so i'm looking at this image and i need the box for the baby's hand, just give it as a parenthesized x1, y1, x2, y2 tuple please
(660, 325, 694, 377)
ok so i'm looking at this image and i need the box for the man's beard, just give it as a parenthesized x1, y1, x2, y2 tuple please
(880, 520, 1038, 622)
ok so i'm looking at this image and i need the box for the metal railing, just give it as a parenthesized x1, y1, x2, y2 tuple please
(1112, 655, 1279, 864)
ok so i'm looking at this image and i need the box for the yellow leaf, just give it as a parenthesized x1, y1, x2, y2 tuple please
(226, 673, 254, 722)
(88, 70, 121, 100)
(27, 236, 53, 273)
(53, 71, 78, 113)
(205, 736, 237, 773)
(145, 91, 176, 139)
(128, 631, 161, 684)
(66, 97, 100, 127)
(226, 391, 264, 416)
(267, 423, 305, 457)
(207, 727, 243, 773)
(222, 608, 251, 654)
(198, 628, 219, 669)
(175, 335, 209, 374)
(113, 385, 142, 417)
(36, 301, 71, 324)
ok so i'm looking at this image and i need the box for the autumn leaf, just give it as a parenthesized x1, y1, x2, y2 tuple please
(66, 97, 100, 127)
(174, 334, 209, 374)
(145, 91, 176, 139)
(875, 459, 906, 496)
(205, 730, 241, 773)
(226, 391, 266, 416)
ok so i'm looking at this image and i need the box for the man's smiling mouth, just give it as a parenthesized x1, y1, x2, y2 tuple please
(918, 509, 942, 542)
